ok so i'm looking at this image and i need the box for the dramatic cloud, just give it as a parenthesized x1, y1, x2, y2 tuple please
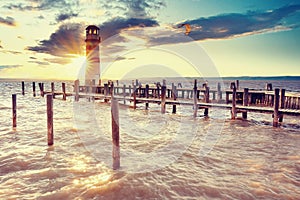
(27, 23, 85, 57)
(100, 17, 159, 41)
(150, 4, 300, 45)
(5, 0, 79, 11)
(56, 12, 78, 22)
(0, 16, 16, 26)
(102, 0, 166, 18)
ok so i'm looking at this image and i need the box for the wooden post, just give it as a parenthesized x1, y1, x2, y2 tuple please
(145, 84, 149, 109)
(273, 88, 280, 127)
(51, 82, 55, 98)
(62, 83, 66, 100)
(231, 83, 237, 120)
(74, 80, 79, 102)
(111, 99, 120, 170)
(123, 84, 126, 104)
(226, 92, 229, 104)
(104, 84, 109, 103)
(135, 79, 139, 87)
(12, 94, 17, 128)
(236, 80, 240, 90)
(193, 79, 198, 118)
(279, 89, 285, 123)
(242, 88, 249, 119)
(133, 85, 137, 109)
(204, 86, 209, 116)
(161, 85, 166, 114)
(172, 86, 177, 114)
(129, 85, 132, 95)
(217, 82, 222, 102)
(38, 83, 44, 97)
(22, 81, 25, 95)
(32, 82, 36, 97)
(47, 94, 54, 145)
(156, 84, 160, 98)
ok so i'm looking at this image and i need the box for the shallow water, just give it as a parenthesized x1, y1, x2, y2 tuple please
(0, 80, 300, 199)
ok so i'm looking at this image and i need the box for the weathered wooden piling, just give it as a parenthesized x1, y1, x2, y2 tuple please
(123, 84, 126, 104)
(193, 79, 198, 117)
(204, 86, 209, 116)
(111, 99, 120, 170)
(161, 85, 166, 114)
(47, 94, 54, 145)
(38, 83, 44, 97)
(279, 89, 285, 122)
(172, 85, 177, 114)
(133, 85, 137, 109)
(231, 83, 237, 120)
(32, 82, 36, 97)
(273, 88, 280, 127)
(236, 80, 240, 90)
(217, 82, 222, 102)
(12, 94, 17, 128)
(145, 84, 149, 109)
(51, 82, 55, 98)
(242, 88, 249, 119)
(22, 81, 25, 95)
(74, 80, 79, 102)
(62, 82, 66, 100)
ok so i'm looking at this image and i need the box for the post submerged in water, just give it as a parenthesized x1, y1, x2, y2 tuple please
(242, 88, 249, 119)
(22, 81, 25, 95)
(279, 89, 285, 122)
(12, 94, 17, 128)
(39, 83, 44, 97)
(51, 82, 55, 98)
(193, 79, 198, 118)
(111, 99, 120, 170)
(231, 83, 237, 120)
(62, 82, 66, 101)
(74, 80, 79, 102)
(204, 85, 209, 116)
(47, 94, 54, 145)
(273, 88, 280, 127)
(161, 85, 166, 114)
(32, 82, 36, 97)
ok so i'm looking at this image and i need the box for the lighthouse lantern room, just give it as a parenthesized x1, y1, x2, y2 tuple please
(85, 25, 101, 85)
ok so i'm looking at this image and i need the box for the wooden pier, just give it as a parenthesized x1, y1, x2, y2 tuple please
(12, 80, 300, 169)
(21, 80, 300, 127)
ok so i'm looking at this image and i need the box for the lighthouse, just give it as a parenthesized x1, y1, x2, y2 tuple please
(85, 25, 101, 85)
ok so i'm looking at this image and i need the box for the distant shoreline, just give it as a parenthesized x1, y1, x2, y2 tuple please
(1, 75, 300, 82)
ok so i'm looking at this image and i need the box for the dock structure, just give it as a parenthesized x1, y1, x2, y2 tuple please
(22, 80, 300, 127)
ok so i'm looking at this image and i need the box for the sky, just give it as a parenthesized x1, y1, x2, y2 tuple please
(0, 0, 300, 80)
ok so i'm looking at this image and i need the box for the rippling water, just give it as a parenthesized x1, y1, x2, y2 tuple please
(0, 79, 300, 199)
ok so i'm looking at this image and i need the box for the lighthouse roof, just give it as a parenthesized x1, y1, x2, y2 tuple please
(86, 25, 100, 30)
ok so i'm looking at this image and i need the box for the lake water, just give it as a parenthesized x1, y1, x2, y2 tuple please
(0, 78, 300, 199)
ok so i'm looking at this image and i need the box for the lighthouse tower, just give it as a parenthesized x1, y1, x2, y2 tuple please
(85, 25, 101, 85)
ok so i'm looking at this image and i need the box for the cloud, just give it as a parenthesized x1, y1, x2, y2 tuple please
(0, 40, 3, 49)
(1, 50, 22, 55)
(102, 0, 166, 18)
(0, 65, 21, 70)
(44, 57, 72, 65)
(28, 60, 50, 65)
(0, 16, 16, 26)
(100, 17, 159, 41)
(171, 5, 300, 40)
(56, 12, 78, 22)
(4, 0, 78, 11)
(27, 23, 85, 57)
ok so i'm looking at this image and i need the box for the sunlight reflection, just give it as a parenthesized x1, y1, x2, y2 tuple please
(73, 172, 112, 187)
